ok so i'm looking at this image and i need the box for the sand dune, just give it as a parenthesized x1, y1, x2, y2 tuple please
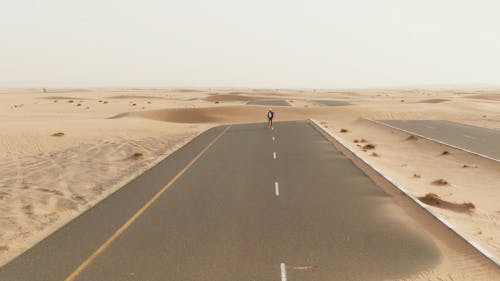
(39, 96, 91, 100)
(0, 124, 205, 266)
(418, 98, 449, 103)
(111, 106, 337, 124)
(108, 95, 167, 100)
(40, 88, 91, 93)
(0, 108, 208, 265)
(465, 93, 500, 101)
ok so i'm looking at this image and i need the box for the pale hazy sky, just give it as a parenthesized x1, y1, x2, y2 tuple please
(1, 0, 499, 88)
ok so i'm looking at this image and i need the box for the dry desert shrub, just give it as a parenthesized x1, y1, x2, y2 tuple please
(363, 144, 376, 150)
(441, 151, 450, 155)
(418, 193, 475, 213)
(340, 128, 348, 133)
(353, 139, 359, 143)
(51, 132, 65, 137)
(406, 135, 418, 141)
(413, 173, 421, 178)
(432, 178, 449, 186)
(371, 152, 380, 157)
(68, 100, 74, 103)
(359, 139, 367, 143)
(129, 152, 143, 160)
(0, 245, 8, 252)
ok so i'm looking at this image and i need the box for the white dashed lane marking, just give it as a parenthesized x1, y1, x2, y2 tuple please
(280, 263, 287, 281)
(273, 152, 277, 159)
(275, 182, 279, 196)
(463, 134, 476, 140)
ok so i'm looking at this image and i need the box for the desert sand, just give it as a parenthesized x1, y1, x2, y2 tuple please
(0, 87, 499, 279)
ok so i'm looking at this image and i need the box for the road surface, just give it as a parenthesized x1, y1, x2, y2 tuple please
(313, 100, 351, 106)
(247, 100, 291, 106)
(1, 121, 443, 281)
(377, 120, 500, 160)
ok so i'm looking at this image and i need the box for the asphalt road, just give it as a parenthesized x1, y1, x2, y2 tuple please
(377, 120, 500, 160)
(247, 100, 291, 106)
(0, 121, 442, 281)
(313, 100, 351, 106)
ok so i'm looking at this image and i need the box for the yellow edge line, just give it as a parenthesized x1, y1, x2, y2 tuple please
(65, 125, 231, 281)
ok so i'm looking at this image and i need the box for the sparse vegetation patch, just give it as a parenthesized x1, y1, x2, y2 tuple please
(362, 144, 376, 150)
(418, 193, 475, 213)
(432, 178, 449, 186)
(406, 135, 418, 141)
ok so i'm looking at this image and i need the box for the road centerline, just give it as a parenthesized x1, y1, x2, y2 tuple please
(63, 125, 231, 281)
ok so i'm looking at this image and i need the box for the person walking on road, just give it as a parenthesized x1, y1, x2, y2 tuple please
(267, 108, 274, 128)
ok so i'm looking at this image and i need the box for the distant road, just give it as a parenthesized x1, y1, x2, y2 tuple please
(377, 120, 500, 160)
(247, 100, 291, 106)
(313, 100, 351, 106)
(1, 121, 446, 280)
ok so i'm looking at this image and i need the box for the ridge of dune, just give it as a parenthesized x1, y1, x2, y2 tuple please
(464, 94, 500, 101)
(38, 96, 92, 100)
(110, 106, 338, 124)
(108, 95, 167, 99)
(418, 98, 449, 103)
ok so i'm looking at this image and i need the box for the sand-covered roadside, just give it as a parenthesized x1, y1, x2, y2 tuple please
(0, 88, 215, 265)
(316, 110, 500, 260)
(0, 87, 499, 279)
